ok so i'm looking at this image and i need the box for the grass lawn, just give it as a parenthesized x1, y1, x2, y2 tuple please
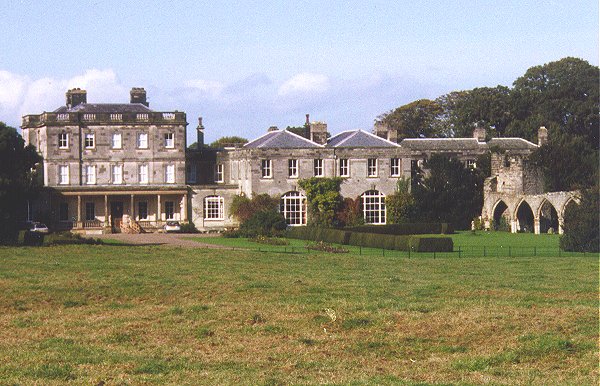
(0, 244, 597, 384)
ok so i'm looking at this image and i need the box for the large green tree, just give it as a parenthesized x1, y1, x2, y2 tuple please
(411, 155, 485, 229)
(560, 187, 599, 252)
(377, 99, 443, 139)
(0, 122, 41, 243)
(209, 136, 248, 148)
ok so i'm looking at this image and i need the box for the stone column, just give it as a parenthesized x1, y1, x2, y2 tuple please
(510, 218, 518, 233)
(157, 194, 162, 224)
(534, 217, 540, 234)
(77, 195, 82, 228)
(104, 195, 109, 227)
(182, 193, 188, 222)
(558, 216, 564, 235)
(130, 194, 135, 220)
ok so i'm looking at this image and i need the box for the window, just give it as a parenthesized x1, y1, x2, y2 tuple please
(390, 158, 400, 177)
(288, 159, 298, 178)
(165, 201, 175, 220)
(361, 190, 386, 224)
(165, 164, 175, 183)
(138, 201, 148, 220)
(85, 165, 96, 185)
(261, 159, 272, 178)
(204, 196, 224, 220)
(84, 133, 95, 149)
(85, 202, 95, 221)
(467, 159, 477, 169)
(58, 133, 68, 149)
(280, 191, 307, 225)
(164, 133, 174, 148)
(215, 164, 224, 183)
(59, 203, 69, 221)
(139, 164, 148, 184)
(137, 133, 148, 149)
(367, 158, 378, 177)
(112, 133, 122, 149)
(339, 158, 349, 177)
(314, 159, 323, 177)
(112, 165, 123, 184)
(58, 165, 69, 185)
(187, 164, 197, 184)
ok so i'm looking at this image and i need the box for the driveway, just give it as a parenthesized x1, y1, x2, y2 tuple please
(92, 233, 227, 248)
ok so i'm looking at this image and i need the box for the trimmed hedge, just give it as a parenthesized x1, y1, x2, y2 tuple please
(347, 223, 454, 235)
(286, 227, 452, 252)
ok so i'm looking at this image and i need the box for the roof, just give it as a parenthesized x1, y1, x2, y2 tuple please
(487, 138, 538, 150)
(54, 103, 153, 113)
(244, 129, 322, 148)
(400, 138, 483, 151)
(327, 129, 400, 148)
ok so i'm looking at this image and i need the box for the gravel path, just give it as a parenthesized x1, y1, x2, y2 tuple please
(92, 233, 228, 248)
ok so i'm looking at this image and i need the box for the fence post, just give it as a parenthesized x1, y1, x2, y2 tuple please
(382, 248, 385, 257)
(359, 245, 362, 255)
(558, 248, 561, 257)
(458, 249, 461, 258)
(433, 251, 436, 259)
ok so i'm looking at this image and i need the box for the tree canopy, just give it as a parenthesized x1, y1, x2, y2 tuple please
(0, 122, 41, 243)
(209, 136, 248, 148)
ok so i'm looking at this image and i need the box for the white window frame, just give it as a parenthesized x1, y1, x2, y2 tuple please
(261, 159, 272, 179)
(137, 132, 148, 149)
(112, 133, 122, 149)
(165, 164, 175, 184)
(164, 132, 175, 148)
(215, 164, 224, 183)
(390, 158, 400, 177)
(280, 191, 307, 226)
(204, 195, 224, 220)
(84, 133, 95, 149)
(339, 158, 349, 177)
(314, 159, 323, 177)
(139, 164, 148, 184)
(361, 190, 386, 224)
(58, 165, 69, 185)
(112, 164, 123, 184)
(85, 165, 96, 185)
(58, 133, 69, 149)
(288, 159, 298, 178)
(367, 158, 378, 177)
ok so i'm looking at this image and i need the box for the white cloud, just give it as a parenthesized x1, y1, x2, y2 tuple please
(278, 73, 330, 96)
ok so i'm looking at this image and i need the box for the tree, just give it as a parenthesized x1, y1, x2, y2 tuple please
(377, 99, 443, 139)
(560, 188, 599, 252)
(209, 136, 248, 148)
(0, 122, 41, 244)
(411, 155, 484, 229)
(386, 177, 417, 224)
(298, 177, 343, 227)
(285, 125, 309, 138)
(529, 133, 598, 191)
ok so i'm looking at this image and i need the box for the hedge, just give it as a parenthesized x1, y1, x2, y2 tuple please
(286, 227, 452, 252)
(347, 223, 454, 235)
(17, 231, 45, 246)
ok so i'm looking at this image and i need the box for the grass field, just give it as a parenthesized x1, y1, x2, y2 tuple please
(0, 241, 597, 384)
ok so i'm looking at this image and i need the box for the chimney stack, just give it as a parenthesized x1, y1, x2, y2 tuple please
(537, 126, 548, 146)
(65, 88, 87, 108)
(268, 125, 278, 132)
(196, 116, 204, 148)
(473, 126, 486, 142)
(305, 114, 310, 126)
(130, 87, 149, 106)
(309, 121, 328, 145)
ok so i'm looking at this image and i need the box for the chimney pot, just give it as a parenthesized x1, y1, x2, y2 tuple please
(130, 87, 149, 106)
(538, 126, 548, 146)
(65, 88, 87, 108)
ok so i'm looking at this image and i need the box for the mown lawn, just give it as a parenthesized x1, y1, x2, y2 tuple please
(0, 244, 597, 385)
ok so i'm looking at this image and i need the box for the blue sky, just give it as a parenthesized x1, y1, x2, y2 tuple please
(0, 0, 597, 143)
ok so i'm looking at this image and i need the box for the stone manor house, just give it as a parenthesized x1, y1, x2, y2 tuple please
(21, 88, 577, 234)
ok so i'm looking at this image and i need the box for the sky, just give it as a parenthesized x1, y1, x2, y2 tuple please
(0, 0, 597, 144)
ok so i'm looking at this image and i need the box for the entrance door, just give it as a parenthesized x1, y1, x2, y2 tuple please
(111, 201, 124, 232)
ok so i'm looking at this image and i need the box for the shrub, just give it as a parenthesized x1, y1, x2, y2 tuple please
(249, 235, 290, 246)
(409, 237, 454, 252)
(179, 222, 198, 233)
(19, 231, 44, 246)
(560, 188, 599, 252)
(238, 210, 287, 237)
(348, 223, 453, 235)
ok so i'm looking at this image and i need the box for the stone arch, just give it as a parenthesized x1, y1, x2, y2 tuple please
(538, 199, 558, 234)
(561, 196, 579, 218)
(515, 199, 534, 233)
(492, 200, 510, 231)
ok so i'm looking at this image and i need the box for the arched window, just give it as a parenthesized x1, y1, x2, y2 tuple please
(280, 191, 306, 225)
(204, 196, 224, 220)
(361, 190, 386, 224)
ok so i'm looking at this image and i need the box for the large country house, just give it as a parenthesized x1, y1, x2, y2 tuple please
(22, 88, 572, 234)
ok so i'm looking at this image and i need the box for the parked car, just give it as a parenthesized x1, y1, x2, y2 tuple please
(164, 221, 181, 233)
(29, 222, 49, 233)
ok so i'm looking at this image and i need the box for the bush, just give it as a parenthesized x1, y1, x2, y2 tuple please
(179, 222, 198, 233)
(348, 223, 453, 235)
(18, 230, 45, 246)
(560, 188, 599, 252)
(409, 237, 454, 252)
(306, 241, 349, 253)
(238, 210, 287, 237)
(42, 232, 103, 246)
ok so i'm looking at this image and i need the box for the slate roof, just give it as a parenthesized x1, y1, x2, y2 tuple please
(244, 130, 322, 148)
(487, 138, 538, 150)
(327, 130, 400, 148)
(54, 103, 153, 113)
(400, 138, 483, 151)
